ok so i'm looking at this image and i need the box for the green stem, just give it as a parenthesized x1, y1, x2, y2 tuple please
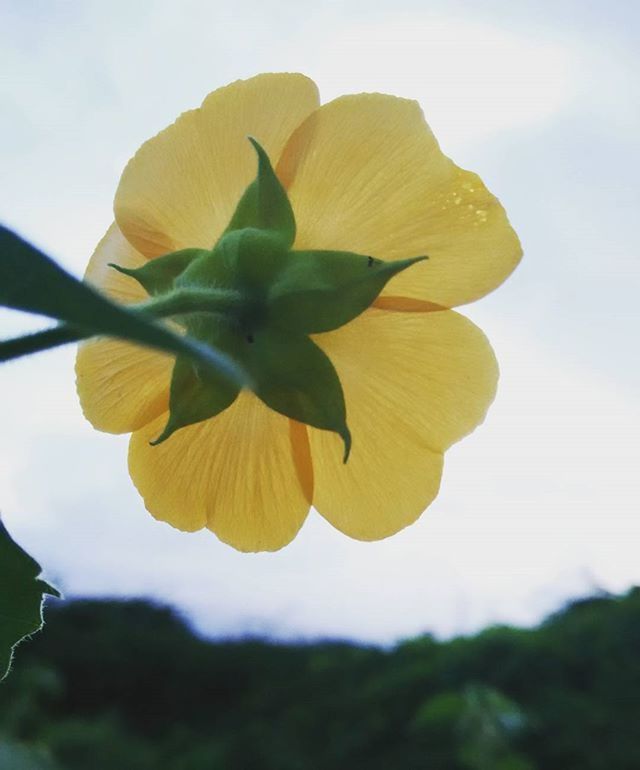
(0, 325, 85, 362)
(0, 287, 244, 363)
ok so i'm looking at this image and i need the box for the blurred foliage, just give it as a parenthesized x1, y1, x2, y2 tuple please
(2, 588, 640, 768)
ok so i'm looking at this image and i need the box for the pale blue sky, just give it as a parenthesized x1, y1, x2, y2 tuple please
(1, 0, 638, 642)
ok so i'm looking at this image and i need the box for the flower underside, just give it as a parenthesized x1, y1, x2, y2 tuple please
(112, 139, 425, 461)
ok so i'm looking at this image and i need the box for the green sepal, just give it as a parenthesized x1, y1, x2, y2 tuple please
(179, 228, 288, 296)
(0, 519, 60, 681)
(0, 225, 247, 387)
(158, 320, 351, 460)
(151, 351, 240, 445)
(269, 251, 428, 334)
(223, 138, 296, 248)
(109, 248, 205, 296)
(243, 328, 351, 461)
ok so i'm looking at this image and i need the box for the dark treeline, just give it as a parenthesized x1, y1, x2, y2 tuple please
(2, 588, 640, 769)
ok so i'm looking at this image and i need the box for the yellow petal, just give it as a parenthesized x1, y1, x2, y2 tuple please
(76, 223, 172, 433)
(76, 338, 171, 434)
(83, 222, 150, 303)
(278, 93, 522, 308)
(308, 307, 498, 540)
(128, 392, 311, 551)
(115, 73, 320, 258)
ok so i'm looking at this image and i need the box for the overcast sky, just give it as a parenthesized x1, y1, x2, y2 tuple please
(1, 0, 639, 643)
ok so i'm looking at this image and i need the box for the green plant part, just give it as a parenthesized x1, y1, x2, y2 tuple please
(114, 139, 425, 460)
(0, 519, 59, 681)
(0, 227, 247, 390)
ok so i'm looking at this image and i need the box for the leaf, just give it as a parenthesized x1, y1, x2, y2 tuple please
(223, 137, 296, 248)
(243, 328, 351, 461)
(0, 519, 59, 681)
(109, 248, 205, 296)
(0, 224, 247, 387)
(269, 250, 427, 333)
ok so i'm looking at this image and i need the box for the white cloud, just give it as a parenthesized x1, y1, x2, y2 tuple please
(287, 13, 578, 152)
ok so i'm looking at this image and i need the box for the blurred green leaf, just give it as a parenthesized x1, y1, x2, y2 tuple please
(0, 519, 59, 681)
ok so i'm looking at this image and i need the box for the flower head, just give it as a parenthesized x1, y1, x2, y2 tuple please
(76, 73, 521, 552)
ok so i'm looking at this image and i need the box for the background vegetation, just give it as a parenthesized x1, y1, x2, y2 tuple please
(2, 588, 639, 769)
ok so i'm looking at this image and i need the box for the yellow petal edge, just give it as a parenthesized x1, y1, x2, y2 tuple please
(128, 393, 311, 551)
(76, 224, 172, 434)
(309, 306, 498, 540)
(278, 92, 522, 309)
(114, 73, 320, 258)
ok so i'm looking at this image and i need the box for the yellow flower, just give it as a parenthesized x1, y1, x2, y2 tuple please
(76, 73, 521, 552)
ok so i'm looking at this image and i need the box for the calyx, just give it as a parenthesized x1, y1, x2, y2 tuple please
(114, 139, 426, 461)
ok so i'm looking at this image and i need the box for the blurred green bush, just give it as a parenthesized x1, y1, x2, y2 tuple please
(2, 589, 640, 769)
